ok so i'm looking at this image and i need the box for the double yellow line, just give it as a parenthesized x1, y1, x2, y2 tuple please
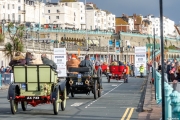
(121, 108, 134, 120)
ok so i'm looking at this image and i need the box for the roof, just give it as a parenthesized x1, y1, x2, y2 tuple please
(115, 18, 128, 25)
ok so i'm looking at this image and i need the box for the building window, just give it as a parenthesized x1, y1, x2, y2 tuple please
(56, 16, 59, 19)
(8, 14, 10, 19)
(18, 6, 21, 10)
(65, 3, 67, 6)
(12, 4, 14, 9)
(57, 10, 59, 13)
(49, 16, 50, 19)
(81, 17, 82, 20)
(48, 10, 50, 13)
(18, 0, 21, 2)
(8, 4, 9, 9)
(3, 5, 5, 8)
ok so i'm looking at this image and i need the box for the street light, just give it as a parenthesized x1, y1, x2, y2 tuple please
(1, 19, 6, 34)
(159, 0, 165, 119)
(36, 30, 39, 42)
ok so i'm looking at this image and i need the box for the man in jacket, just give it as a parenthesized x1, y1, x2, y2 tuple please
(41, 53, 57, 70)
(79, 55, 93, 75)
(124, 63, 129, 83)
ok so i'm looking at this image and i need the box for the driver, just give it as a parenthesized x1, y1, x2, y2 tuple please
(79, 55, 93, 75)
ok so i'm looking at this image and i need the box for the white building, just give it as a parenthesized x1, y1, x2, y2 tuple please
(143, 15, 176, 37)
(0, 0, 46, 27)
(106, 11, 115, 31)
(86, 3, 115, 31)
(44, 1, 85, 29)
(128, 18, 134, 31)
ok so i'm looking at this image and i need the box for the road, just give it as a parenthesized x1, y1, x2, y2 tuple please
(0, 76, 146, 120)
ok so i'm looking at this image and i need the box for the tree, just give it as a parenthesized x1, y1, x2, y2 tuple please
(0, 25, 4, 42)
(3, 22, 25, 60)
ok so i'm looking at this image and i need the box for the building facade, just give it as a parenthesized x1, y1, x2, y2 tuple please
(0, 0, 46, 26)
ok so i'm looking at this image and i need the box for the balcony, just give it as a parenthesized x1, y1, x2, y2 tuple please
(18, 10, 26, 14)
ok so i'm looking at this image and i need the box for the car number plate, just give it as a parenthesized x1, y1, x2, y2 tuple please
(25, 96, 40, 100)
(78, 74, 82, 78)
(76, 82, 83, 85)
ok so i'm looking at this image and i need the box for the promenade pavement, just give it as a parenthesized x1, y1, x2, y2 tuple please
(138, 73, 162, 120)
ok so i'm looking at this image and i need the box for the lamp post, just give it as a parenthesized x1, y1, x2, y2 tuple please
(1, 19, 6, 35)
(159, 0, 165, 119)
(84, 0, 88, 53)
(36, 30, 39, 42)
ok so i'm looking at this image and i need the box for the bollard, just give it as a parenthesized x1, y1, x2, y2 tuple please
(156, 71, 162, 104)
(170, 91, 180, 118)
(165, 82, 173, 119)
(172, 94, 180, 119)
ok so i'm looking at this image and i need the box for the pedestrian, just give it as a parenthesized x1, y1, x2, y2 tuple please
(139, 64, 145, 78)
(167, 61, 171, 82)
(172, 66, 180, 90)
(123, 63, 129, 83)
(169, 63, 176, 82)
(0, 66, 5, 74)
(130, 63, 135, 77)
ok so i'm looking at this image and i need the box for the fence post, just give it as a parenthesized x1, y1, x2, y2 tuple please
(165, 82, 173, 119)
(170, 91, 180, 118)
(156, 71, 162, 104)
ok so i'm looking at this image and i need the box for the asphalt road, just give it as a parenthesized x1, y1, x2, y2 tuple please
(0, 76, 146, 120)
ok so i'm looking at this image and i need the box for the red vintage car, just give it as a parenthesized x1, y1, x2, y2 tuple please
(107, 65, 125, 83)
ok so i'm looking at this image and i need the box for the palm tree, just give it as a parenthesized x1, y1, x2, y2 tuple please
(3, 22, 25, 60)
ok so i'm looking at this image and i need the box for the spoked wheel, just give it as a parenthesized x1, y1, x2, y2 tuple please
(98, 84, 101, 98)
(61, 88, 67, 111)
(71, 91, 74, 97)
(53, 89, 60, 115)
(94, 80, 98, 99)
(108, 76, 110, 83)
(10, 100, 18, 114)
(21, 101, 27, 111)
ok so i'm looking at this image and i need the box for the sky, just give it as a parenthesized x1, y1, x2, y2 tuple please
(51, 0, 180, 24)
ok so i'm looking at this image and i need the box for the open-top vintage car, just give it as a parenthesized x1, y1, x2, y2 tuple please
(66, 67, 102, 99)
(107, 65, 125, 83)
(7, 65, 67, 115)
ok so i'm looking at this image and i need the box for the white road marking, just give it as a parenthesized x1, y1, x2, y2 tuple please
(71, 103, 83, 106)
(87, 107, 106, 108)
(112, 85, 117, 86)
(85, 83, 123, 108)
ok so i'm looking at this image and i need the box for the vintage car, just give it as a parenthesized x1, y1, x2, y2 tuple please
(7, 65, 67, 115)
(66, 67, 102, 99)
(107, 65, 125, 83)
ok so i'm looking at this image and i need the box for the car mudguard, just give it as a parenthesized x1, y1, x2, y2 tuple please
(7, 84, 19, 100)
(50, 80, 66, 100)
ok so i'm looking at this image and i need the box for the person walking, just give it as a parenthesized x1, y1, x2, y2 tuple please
(123, 63, 129, 83)
(139, 64, 145, 78)
(130, 63, 135, 77)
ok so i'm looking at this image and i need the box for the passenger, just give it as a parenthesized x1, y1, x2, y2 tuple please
(110, 59, 118, 66)
(41, 53, 57, 70)
(25, 52, 33, 65)
(79, 55, 93, 75)
(9, 52, 26, 66)
(66, 54, 80, 71)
